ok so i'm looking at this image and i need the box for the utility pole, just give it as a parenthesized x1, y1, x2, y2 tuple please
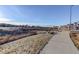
(70, 5, 73, 31)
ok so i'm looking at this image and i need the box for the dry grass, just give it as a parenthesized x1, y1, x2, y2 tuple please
(0, 33, 37, 45)
(70, 32, 79, 49)
(0, 34, 52, 54)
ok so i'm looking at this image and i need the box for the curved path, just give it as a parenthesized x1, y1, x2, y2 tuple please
(40, 31, 79, 54)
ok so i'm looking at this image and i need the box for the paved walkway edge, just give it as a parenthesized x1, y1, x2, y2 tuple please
(40, 31, 79, 54)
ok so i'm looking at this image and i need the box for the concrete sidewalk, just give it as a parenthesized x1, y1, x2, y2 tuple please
(40, 31, 79, 54)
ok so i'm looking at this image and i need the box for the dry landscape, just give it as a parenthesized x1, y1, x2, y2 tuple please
(0, 33, 52, 54)
(0, 33, 36, 45)
(70, 31, 79, 49)
(0, 25, 55, 54)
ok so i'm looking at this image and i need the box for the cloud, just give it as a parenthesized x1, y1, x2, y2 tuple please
(0, 18, 32, 25)
(0, 18, 12, 22)
(0, 18, 53, 26)
(0, 18, 20, 25)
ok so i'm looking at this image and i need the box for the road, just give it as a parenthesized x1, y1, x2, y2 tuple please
(40, 31, 79, 54)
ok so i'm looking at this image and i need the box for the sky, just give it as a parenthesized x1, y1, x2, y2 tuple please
(0, 5, 79, 26)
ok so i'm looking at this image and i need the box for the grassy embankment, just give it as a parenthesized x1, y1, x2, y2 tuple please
(0, 33, 53, 54)
(70, 31, 79, 49)
(0, 33, 36, 45)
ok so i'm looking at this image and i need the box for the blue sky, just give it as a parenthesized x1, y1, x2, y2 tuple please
(0, 5, 79, 26)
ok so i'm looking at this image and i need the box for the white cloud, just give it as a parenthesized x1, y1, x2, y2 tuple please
(0, 18, 52, 26)
(0, 18, 12, 22)
(0, 18, 31, 25)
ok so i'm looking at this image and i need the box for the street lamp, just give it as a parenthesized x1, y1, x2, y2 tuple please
(70, 5, 73, 31)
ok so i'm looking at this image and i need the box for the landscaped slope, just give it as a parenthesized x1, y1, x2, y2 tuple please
(0, 34, 52, 54)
